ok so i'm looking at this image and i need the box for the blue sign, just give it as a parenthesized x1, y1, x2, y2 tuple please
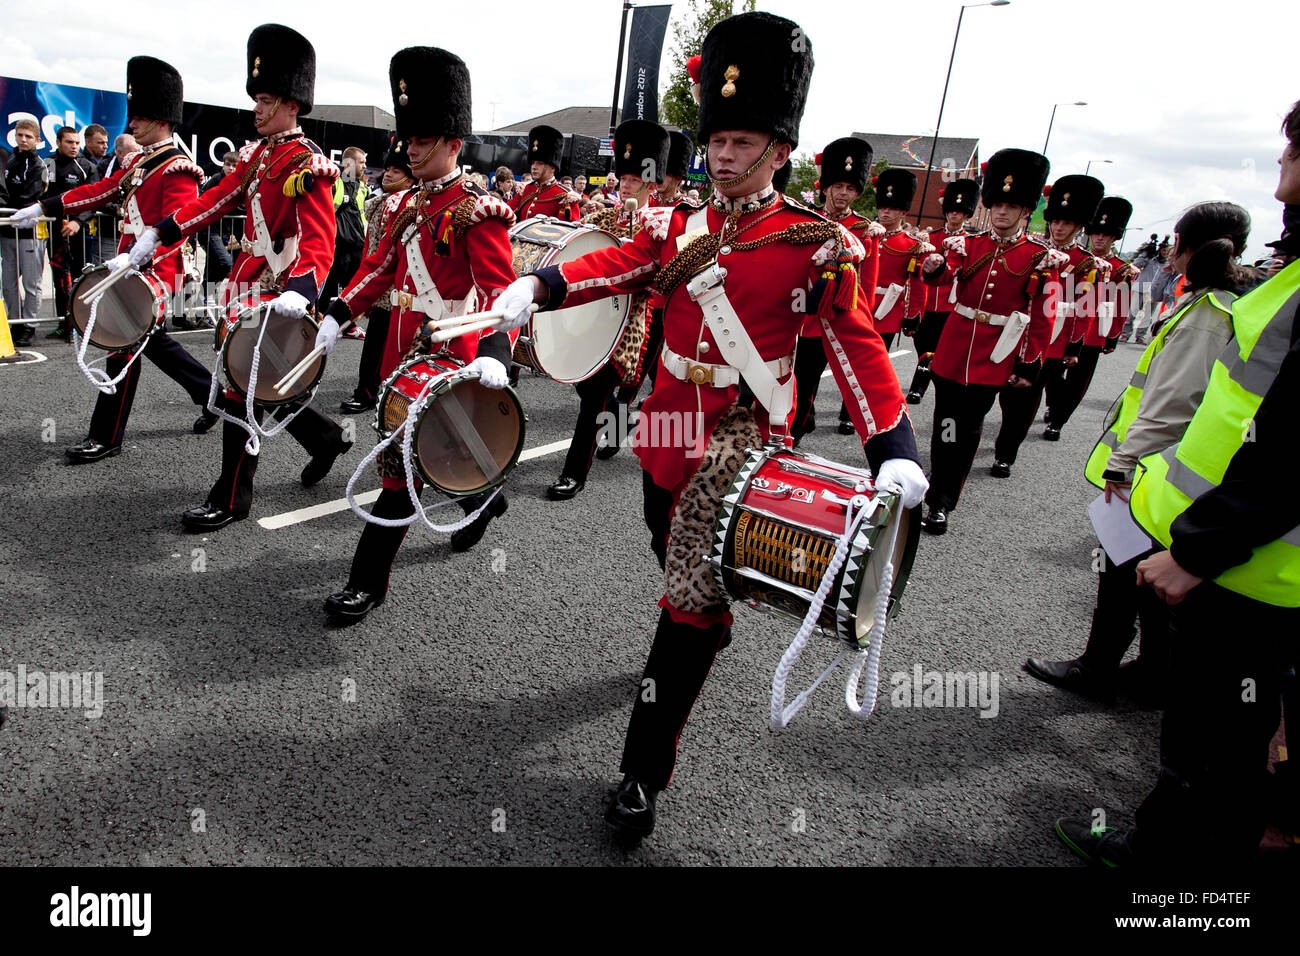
(2, 75, 126, 155)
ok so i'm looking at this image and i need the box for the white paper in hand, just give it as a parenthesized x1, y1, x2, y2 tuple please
(1088, 493, 1153, 566)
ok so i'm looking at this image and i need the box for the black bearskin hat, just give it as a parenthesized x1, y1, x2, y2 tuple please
(1089, 196, 1133, 238)
(383, 136, 412, 176)
(246, 24, 316, 116)
(772, 160, 792, 193)
(980, 148, 1050, 209)
(941, 178, 978, 216)
(819, 137, 872, 194)
(1044, 174, 1104, 225)
(125, 56, 183, 127)
(874, 167, 916, 211)
(665, 130, 694, 180)
(389, 47, 472, 140)
(613, 120, 670, 180)
(527, 125, 564, 170)
(697, 12, 814, 149)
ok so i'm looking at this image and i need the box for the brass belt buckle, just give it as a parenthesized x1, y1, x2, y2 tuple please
(396, 291, 414, 311)
(687, 361, 713, 386)
(975, 310, 991, 324)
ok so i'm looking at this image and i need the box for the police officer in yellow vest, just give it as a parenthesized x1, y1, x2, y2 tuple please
(1025, 201, 1252, 705)
(1055, 105, 1300, 865)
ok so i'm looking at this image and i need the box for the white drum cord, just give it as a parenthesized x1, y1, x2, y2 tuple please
(72, 290, 150, 394)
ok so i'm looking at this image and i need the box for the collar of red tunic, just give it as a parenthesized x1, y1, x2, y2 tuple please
(712, 186, 775, 212)
(417, 168, 463, 193)
(992, 227, 1025, 246)
(265, 127, 304, 147)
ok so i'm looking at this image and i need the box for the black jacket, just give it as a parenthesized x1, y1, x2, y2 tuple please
(44, 153, 99, 224)
(4, 150, 47, 236)
(334, 177, 366, 254)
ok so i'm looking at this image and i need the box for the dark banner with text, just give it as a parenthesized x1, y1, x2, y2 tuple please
(620, 4, 672, 123)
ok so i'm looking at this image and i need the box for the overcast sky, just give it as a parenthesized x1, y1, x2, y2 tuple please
(7, 0, 1292, 260)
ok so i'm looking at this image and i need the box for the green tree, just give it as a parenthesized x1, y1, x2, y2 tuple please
(660, 0, 757, 134)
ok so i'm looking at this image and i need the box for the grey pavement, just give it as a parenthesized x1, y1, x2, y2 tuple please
(0, 327, 1156, 865)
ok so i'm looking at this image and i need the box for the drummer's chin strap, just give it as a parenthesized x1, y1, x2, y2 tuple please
(344, 366, 502, 535)
(769, 494, 903, 730)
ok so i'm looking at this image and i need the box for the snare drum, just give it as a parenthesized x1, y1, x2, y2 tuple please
(376, 354, 526, 496)
(220, 290, 324, 405)
(69, 266, 169, 351)
(508, 217, 630, 383)
(710, 447, 920, 647)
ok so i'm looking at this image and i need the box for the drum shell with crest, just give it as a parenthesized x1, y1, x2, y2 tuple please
(375, 354, 526, 497)
(710, 447, 920, 647)
(218, 290, 325, 406)
(507, 216, 630, 383)
(69, 265, 170, 352)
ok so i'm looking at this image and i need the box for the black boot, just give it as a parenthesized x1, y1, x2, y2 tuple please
(450, 490, 508, 552)
(325, 487, 414, 621)
(907, 361, 932, 404)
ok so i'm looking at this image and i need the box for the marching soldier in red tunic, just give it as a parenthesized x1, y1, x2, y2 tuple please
(10, 56, 216, 461)
(318, 47, 519, 621)
(871, 168, 930, 351)
(493, 12, 927, 839)
(904, 177, 977, 404)
(547, 119, 669, 499)
(917, 148, 1064, 534)
(508, 126, 581, 222)
(791, 136, 880, 442)
(127, 24, 351, 531)
(1043, 196, 1137, 439)
(991, 173, 1104, 476)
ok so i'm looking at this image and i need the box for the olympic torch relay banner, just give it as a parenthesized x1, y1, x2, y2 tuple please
(620, 4, 672, 123)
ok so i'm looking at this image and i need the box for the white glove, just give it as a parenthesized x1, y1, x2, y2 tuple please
(8, 203, 42, 226)
(271, 290, 310, 318)
(874, 458, 929, 509)
(923, 253, 946, 272)
(867, 221, 887, 239)
(127, 228, 160, 268)
(943, 235, 967, 256)
(496, 277, 539, 332)
(915, 241, 936, 256)
(1045, 248, 1071, 270)
(314, 316, 341, 355)
(566, 190, 583, 204)
(105, 253, 132, 273)
(464, 356, 509, 389)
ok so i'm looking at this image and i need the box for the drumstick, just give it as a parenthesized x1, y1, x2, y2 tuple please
(273, 345, 326, 396)
(80, 265, 134, 305)
(431, 303, 538, 330)
(427, 316, 508, 344)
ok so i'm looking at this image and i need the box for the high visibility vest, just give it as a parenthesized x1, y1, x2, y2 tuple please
(1129, 258, 1300, 607)
(1085, 290, 1235, 488)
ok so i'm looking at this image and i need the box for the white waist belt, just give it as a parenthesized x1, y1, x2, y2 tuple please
(953, 303, 1011, 327)
(661, 345, 793, 388)
(389, 290, 468, 317)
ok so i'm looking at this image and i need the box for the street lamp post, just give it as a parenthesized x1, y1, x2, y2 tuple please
(912, 0, 1011, 230)
(1085, 158, 1112, 176)
(1043, 101, 1087, 156)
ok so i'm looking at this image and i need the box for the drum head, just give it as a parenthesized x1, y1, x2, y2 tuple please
(223, 309, 323, 404)
(413, 378, 525, 495)
(851, 499, 920, 644)
(70, 269, 160, 351)
(525, 228, 631, 383)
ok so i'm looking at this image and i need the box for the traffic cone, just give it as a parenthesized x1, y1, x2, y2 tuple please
(0, 296, 19, 362)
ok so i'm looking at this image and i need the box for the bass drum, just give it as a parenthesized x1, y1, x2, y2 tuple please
(710, 447, 920, 648)
(69, 266, 169, 351)
(508, 216, 630, 383)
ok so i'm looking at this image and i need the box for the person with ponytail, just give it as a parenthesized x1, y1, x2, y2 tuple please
(1025, 200, 1253, 705)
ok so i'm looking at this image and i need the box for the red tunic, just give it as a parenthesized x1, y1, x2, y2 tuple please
(801, 210, 878, 337)
(508, 179, 579, 222)
(42, 144, 203, 292)
(924, 225, 964, 313)
(1082, 253, 1132, 350)
(873, 228, 927, 335)
(157, 129, 339, 305)
(924, 231, 1063, 386)
(332, 173, 518, 380)
(1045, 243, 1102, 360)
(537, 194, 911, 498)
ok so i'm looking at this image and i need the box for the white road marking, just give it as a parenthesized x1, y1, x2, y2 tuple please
(822, 347, 912, 376)
(0, 349, 50, 366)
(257, 437, 575, 530)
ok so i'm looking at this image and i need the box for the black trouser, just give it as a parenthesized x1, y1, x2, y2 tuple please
(561, 363, 622, 482)
(839, 330, 897, 424)
(620, 472, 728, 790)
(206, 401, 343, 515)
(792, 334, 828, 439)
(1132, 583, 1298, 864)
(992, 359, 1059, 465)
(50, 230, 90, 323)
(345, 485, 492, 594)
(925, 375, 1002, 511)
(86, 331, 214, 446)
(353, 306, 390, 403)
(318, 246, 362, 316)
(1045, 345, 1101, 430)
(907, 310, 950, 398)
(615, 307, 664, 407)
(1077, 548, 1170, 678)
(200, 229, 232, 289)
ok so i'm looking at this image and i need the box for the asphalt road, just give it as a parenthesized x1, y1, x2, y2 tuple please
(0, 325, 1158, 865)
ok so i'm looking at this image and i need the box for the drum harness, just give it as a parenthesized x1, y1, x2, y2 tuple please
(671, 208, 904, 728)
